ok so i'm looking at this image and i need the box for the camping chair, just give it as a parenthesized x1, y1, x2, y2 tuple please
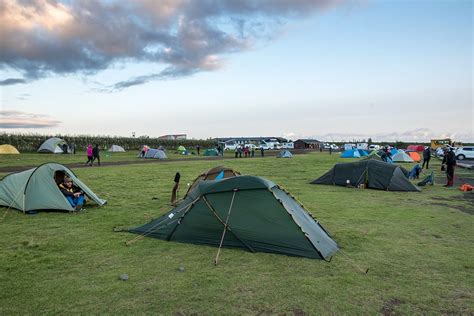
(417, 171, 434, 186)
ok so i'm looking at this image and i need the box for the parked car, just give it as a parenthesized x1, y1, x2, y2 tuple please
(455, 146, 474, 160)
(368, 144, 380, 151)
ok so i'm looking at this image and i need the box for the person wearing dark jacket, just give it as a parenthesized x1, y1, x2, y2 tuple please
(92, 144, 101, 166)
(58, 178, 85, 210)
(422, 147, 431, 169)
(442, 148, 456, 187)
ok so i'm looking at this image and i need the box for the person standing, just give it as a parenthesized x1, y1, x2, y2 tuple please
(196, 145, 200, 156)
(251, 147, 255, 157)
(171, 172, 180, 205)
(422, 147, 431, 169)
(442, 148, 456, 187)
(260, 147, 264, 157)
(85, 144, 94, 166)
(92, 144, 101, 166)
(70, 143, 76, 154)
(329, 146, 332, 155)
(234, 146, 239, 158)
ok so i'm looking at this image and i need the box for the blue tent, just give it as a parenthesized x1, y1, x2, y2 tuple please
(340, 149, 361, 158)
(277, 150, 293, 158)
(357, 149, 368, 157)
(390, 148, 400, 156)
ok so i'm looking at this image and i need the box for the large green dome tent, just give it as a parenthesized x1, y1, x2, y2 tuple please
(0, 163, 107, 213)
(127, 175, 338, 260)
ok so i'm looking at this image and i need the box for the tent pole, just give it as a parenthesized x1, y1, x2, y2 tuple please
(202, 195, 255, 253)
(214, 189, 237, 266)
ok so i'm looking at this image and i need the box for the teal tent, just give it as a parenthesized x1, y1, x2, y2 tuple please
(0, 163, 107, 213)
(128, 175, 338, 260)
(203, 148, 219, 156)
(340, 149, 361, 158)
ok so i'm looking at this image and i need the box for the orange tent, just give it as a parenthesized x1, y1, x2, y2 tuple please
(408, 151, 421, 162)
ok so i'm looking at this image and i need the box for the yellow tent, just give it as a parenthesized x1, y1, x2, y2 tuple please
(0, 144, 20, 154)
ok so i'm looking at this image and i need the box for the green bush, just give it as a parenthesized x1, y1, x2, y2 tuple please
(0, 133, 216, 152)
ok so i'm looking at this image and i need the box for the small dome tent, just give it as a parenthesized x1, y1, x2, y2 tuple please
(0, 144, 20, 154)
(392, 152, 415, 163)
(38, 138, 68, 154)
(277, 150, 293, 158)
(203, 148, 219, 156)
(144, 149, 167, 159)
(340, 149, 361, 158)
(0, 163, 107, 213)
(186, 166, 240, 195)
(108, 145, 126, 152)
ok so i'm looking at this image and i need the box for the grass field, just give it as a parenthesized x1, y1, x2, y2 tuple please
(0, 152, 473, 314)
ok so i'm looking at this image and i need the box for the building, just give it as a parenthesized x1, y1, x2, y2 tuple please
(215, 137, 288, 145)
(294, 139, 321, 150)
(158, 134, 187, 140)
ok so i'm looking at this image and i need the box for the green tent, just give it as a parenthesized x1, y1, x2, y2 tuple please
(311, 160, 420, 192)
(0, 163, 107, 212)
(177, 145, 186, 154)
(203, 148, 218, 156)
(362, 151, 382, 161)
(128, 175, 338, 260)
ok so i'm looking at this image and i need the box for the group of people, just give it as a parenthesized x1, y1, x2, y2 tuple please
(234, 145, 256, 158)
(85, 144, 101, 166)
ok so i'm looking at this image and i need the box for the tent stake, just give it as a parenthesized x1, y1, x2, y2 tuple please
(214, 189, 237, 266)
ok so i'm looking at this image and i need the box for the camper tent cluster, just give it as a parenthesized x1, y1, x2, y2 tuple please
(128, 167, 339, 260)
(0, 163, 106, 212)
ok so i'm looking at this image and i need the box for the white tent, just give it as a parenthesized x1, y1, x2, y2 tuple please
(392, 152, 414, 163)
(144, 149, 167, 159)
(108, 145, 126, 152)
(37, 138, 67, 154)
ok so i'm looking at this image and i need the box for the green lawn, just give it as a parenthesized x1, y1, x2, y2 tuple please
(0, 153, 473, 314)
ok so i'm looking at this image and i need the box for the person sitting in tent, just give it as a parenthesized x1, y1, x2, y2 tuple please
(408, 164, 422, 180)
(58, 177, 85, 211)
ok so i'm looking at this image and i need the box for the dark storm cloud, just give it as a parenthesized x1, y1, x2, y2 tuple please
(0, 78, 28, 86)
(0, 0, 345, 90)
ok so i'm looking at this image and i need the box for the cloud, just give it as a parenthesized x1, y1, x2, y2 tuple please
(0, 0, 343, 90)
(0, 78, 28, 86)
(0, 110, 61, 128)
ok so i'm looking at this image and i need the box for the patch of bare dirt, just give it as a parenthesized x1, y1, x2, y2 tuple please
(381, 298, 404, 316)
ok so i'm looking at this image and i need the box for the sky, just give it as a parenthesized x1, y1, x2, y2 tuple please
(0, 0, 472, 142)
